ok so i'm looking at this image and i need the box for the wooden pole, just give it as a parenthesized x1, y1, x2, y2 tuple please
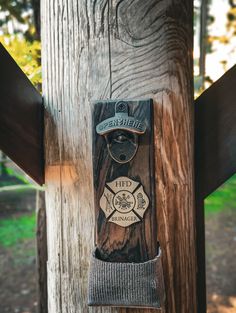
(36, 190, 48, 313)
(41, 1, 196, 312)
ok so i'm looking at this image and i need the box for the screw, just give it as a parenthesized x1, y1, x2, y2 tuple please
(116, 101, 127, 112)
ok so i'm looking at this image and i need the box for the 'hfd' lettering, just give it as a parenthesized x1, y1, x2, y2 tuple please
(115, 180, 132, 188)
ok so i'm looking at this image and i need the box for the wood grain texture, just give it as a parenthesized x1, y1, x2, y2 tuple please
(41, 1, 196, 313)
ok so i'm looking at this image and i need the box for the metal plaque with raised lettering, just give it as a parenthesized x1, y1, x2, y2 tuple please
(100, 176, 149, 227)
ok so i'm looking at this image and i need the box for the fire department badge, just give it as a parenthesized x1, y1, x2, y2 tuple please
(99, 176, 149, 227)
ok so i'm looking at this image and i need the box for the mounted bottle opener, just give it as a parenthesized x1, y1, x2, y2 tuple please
(88, 99, 165, 309)
(96, 101, 146, 164)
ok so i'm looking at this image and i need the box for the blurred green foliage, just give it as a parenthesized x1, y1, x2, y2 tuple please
(0, 0, 31, 28)
(205, 174, 236, 215)
(5, 167, 29, 184)
(0, 167, 31, 187)
(0, 0, 32, 26)
(0, 0, 40, 40)
(0, 35, 41, 87)
(0, 213, 36, 247)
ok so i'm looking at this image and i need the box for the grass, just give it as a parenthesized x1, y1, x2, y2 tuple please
(5, 167, 31, 185)
(0, 213, 36, 247)
(205, 173, 236, 215)
(0, 166, 31, 187)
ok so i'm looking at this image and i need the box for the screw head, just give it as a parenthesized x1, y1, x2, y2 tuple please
(116, 101, 127, 113)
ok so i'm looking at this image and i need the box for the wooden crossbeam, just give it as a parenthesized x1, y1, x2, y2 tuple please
(0, 43, 44, 185)
(195, 65, 236, 199)
(195, 64, 236, 313)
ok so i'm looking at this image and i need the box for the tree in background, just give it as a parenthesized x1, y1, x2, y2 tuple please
(227, 0, 236, 33)
(0, 35, 41, 87)
(0, 0, 41, 89)
(229, 0, 236, 7)
(195, 0, 236, 95)
(0, 0, 40, 40)
(194, 0, 211, 94)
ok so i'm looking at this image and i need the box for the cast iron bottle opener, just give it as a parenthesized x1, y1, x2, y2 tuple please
(92, 99, 155, 229)
(96, 101, 146, 163)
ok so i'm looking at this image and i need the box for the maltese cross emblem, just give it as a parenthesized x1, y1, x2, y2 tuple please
(99, 176, 149, 227)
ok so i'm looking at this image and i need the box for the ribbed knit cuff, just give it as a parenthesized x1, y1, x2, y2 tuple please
(87, 248, 165, 309)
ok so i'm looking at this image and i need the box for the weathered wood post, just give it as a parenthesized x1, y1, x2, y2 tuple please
(41, 1, 196, 313)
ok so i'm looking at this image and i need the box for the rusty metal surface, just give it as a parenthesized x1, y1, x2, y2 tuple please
(195, 64, 236, 199)
(0, 43, 44, 185)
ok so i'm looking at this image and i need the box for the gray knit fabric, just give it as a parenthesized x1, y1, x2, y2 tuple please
(88, 249, 165, 308)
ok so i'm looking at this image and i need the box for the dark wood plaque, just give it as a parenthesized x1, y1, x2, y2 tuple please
(92, 99, 157, 263)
